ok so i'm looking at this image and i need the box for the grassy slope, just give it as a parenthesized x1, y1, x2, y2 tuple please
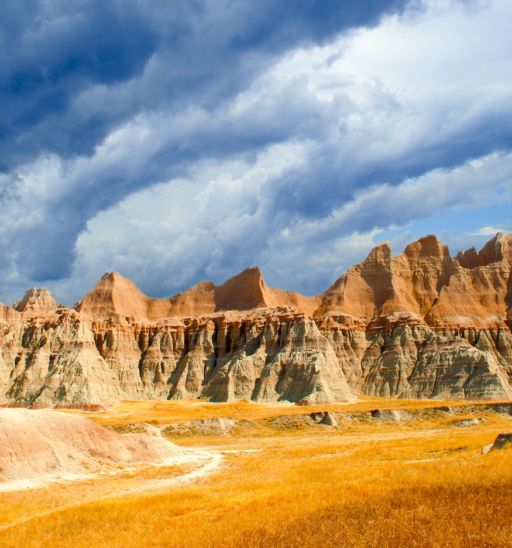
(0, 400, 511, 547)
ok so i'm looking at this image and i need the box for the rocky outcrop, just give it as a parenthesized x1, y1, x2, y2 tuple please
(0, 233, 511, 405)
(456, 232, 512, 268)
(316, 233, 512, 330)
(78, 268, 320, 320)
(2, 308, 353, 405)
(14, 288, 60, 317)
(488, 432, 512, 451)
(0, 408, 183, 488)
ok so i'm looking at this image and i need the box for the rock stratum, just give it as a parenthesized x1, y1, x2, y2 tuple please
(1, 233, 512, 405)
(0, 408, 183, 490)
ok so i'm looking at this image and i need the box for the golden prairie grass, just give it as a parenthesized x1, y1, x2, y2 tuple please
(75, 397, 501, 428)
(1, 400, 512, 547)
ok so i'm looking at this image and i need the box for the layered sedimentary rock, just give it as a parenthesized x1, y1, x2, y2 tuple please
(0, 233, 511, 405)
(78, 267, 320, 320)
(317, 233, 511, 328)
(0, 408, 183, 488)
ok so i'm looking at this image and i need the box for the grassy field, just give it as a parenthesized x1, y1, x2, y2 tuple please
(1, 399, 511, 547)
(80, 397, 486, 427)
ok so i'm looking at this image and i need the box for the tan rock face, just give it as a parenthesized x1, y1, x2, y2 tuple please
(317, 235, 454, 322)
(0, 233, 511, 404)
(317, 233, 512, 329)
(213, 267, 320, 316)
(78, 268, 320, 320)
(14, 288, 59, 317)
(456, 232, 512, 268)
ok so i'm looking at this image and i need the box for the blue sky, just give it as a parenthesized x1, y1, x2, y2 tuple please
(0, 0, 511, 303)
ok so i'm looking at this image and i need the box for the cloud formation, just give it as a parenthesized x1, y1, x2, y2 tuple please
(0, 0, 511, 303)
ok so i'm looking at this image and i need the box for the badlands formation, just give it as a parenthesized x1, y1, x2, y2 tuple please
(0, 408, 184, 490)
(1, 233, 511, 406)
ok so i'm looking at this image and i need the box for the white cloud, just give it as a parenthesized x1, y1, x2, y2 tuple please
(57, 148, 512, 302)
(1, 0, 512, 302)
(471, 224, 512, 236)
(281, 152, 512, 241)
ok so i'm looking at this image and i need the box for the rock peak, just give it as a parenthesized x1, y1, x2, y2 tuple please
(364, 242, 392, 264)
(404, 234, 450, 259)
(98, 271, 132, 285)
(243, 265, 263, 275)
(214, 266, 267, 311)
(77, 271, 150, 319)
(234, 266, 265, 283)
(14, 288, 58, 316)
(456, 232, 512, 268)
(492, 232, 512, 261)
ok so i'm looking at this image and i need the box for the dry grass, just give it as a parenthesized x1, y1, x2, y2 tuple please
(70, 397, 503, 427)
(1, 400, 512, 547)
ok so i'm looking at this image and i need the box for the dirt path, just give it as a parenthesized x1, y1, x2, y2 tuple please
(0, 449, 224, 533)
(118, 450, 224, 495)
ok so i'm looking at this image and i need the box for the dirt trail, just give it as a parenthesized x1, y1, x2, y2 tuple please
(0, 449, 224, 533)
(123, 451, 223, 494)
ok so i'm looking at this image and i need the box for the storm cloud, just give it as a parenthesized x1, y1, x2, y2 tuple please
(0, 0, 511, 303)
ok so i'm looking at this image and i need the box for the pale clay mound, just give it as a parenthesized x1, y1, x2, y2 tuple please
(0, 409, 184, 490)
(0, 233, 511, 405)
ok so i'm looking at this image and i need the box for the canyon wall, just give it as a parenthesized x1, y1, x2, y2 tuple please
(1, 233, 511, 405)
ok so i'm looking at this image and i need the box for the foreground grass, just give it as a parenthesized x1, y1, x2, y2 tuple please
(1, 400, 511, 547)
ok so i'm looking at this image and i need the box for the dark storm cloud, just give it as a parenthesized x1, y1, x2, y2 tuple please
(0, 0, 511, 303)
(0, 1, 157, 167)
(271, 103, 512, 223)
(0, 0, 415, 283)
(0, 0, 414, 169)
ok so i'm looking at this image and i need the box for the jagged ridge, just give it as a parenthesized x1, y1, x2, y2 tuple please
(77, 267, 320, 320)
(1, 233, 511, 405)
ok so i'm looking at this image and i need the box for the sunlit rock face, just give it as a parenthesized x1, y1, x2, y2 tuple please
(1, 234, 511, 405)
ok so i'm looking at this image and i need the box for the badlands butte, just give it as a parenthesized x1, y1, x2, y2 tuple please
(1, 232, 512, 406)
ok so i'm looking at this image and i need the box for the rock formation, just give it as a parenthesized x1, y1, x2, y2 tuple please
(78, 267, 320, 320)
(0, 408, 183, 489)
(0, 233, 511, 405)
(489, 432, 512, 451)
(13, 287, 60, 316)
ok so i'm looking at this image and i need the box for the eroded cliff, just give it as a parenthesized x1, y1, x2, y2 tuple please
(1, 233, 511, 405)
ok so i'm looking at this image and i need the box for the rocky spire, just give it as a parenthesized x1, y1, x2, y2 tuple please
(14, 288, 58, 316)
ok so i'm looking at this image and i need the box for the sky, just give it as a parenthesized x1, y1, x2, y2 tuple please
(1, 0, 511, 304)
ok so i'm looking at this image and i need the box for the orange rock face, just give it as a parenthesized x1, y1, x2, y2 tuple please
(14, 288, 60, 317)
(0, 233, 511, 405)
(317, 233, 511, 329)
(78, 267, 320, 320)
